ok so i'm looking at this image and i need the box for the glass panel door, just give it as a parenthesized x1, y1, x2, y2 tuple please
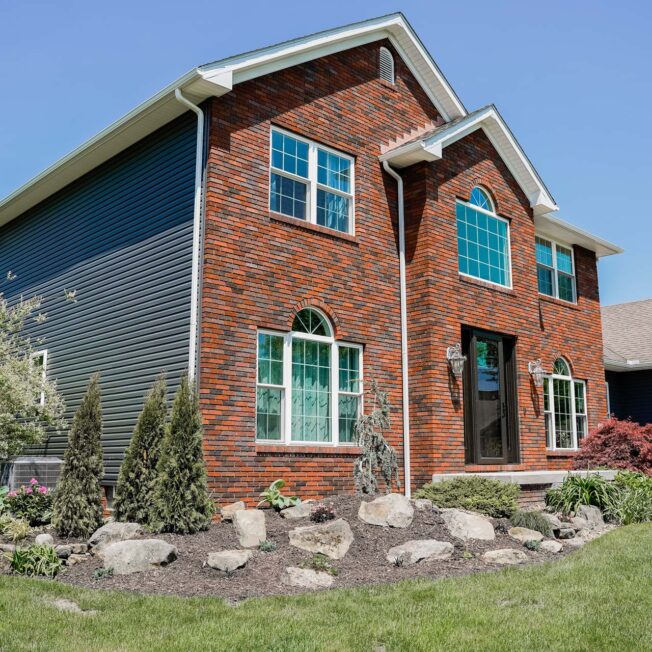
(475, 337, 505, 459)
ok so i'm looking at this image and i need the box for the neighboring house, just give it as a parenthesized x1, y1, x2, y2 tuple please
(603, 299, 652, 424)
(0, 14, 623, 503)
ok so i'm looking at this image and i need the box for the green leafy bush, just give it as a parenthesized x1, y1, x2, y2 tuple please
(9, 544, 61, 577)
(605, 471, 652, 525)
(0, 486, 9, 514)
(415, 477, 520, 518)
(257, 479, 299, 511)
(545, 474, 615, 515)
(1, 517, 31, 542)
(6, 479, 52, 525)
(510, 510, 553, 537)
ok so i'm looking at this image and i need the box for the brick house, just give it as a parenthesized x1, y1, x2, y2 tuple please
(0, 14, 622, 503)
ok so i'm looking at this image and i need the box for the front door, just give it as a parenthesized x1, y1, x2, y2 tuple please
(463, 328, 519, 464)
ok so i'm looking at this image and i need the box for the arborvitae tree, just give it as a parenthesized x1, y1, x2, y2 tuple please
(151, 374, 214, 533)
(113, 375, 167, 524)
(353, 380, 400, 495)
(52, 374, 104, 537)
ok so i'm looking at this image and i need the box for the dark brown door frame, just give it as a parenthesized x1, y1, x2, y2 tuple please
(462, 327, 520, 465)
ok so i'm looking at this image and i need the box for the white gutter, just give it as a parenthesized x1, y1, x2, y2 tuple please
(174, 88, 205, 382)
(382, 161, 411, 497)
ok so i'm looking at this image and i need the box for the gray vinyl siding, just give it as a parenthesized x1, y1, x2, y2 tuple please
(0, 113, 197, 482)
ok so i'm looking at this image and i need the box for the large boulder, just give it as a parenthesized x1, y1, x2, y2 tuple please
(98, 539, 177, 575)
(386, 540, 453, 566)
(577, 505, 605, 530)
(482, 548, 529, 565)
(541, 512, 563, 532)
(281, 502, 314, 520)
(207, 550, 252, 572)
(233, 510, 266, 548)
(441, 509, 495, 541)
(282, 567, 334, 589)
(570, 516, 590, 532)
(508, 527, 544, 544)
(220, 501, 246, 522)
(540, 540, 563, 554)
(89, 522, 144, 551)
(358, 494, 414, 528)
(288, 519, 354, 560)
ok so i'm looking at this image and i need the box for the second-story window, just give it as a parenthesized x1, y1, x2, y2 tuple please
(270, 128, 354, 234)
(535, 236, 576, 302)
(456, 186, 511, 287)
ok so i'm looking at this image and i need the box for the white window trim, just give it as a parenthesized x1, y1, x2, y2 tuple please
(30, 349, 48, 407)
(545, 362, 587, 451)
(535, 235, 577, 303)
(255, 324, 363, 447)
(269, 127, 356, 235)
(456, 198, 513, 290)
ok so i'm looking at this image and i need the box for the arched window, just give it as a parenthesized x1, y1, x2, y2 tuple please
(543, 357, 587, 450)
(256, 309, 362, 445)
(456, 186, 511, 287)
(379, 46, 395, 84)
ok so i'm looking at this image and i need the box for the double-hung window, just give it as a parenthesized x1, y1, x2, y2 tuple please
(535, 236, 576, 302)
(269, 128, 354, 234)
(456, 187, 512, 287)
(544, 357, 587, 450)
(256, 309, 363, 445)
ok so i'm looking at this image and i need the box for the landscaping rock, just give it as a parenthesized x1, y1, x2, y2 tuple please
(207, 550, 252, 572)
(71, 543, 89, 555)
(386, 540, 453, 566)
(35, 533, 54, 546)
(358, 494, 414, 528)
(508, 527, 544, 544)
(281, 501, 314, 520)
(289, 518, 354, 560)
(577, 505, 605, 530)
(540, 540, 563, 553)
(233, 510, 266, 548)
(89, 522, 145, 551)
(66, 554, 89, 567)
(557, 527, 575, 540)
(413, 498, 434, 511)
(0, 543, 16, 553)
(441, 509, 495, 541)
(220, 501, 246, 522)
(570, 516, 590, 532)
(482, 548, 529, 565)
(541, 512, 563, 531)
(282, 566, 334, 589)
(98, 539, 178, 575)
(55, 545, 72, 559)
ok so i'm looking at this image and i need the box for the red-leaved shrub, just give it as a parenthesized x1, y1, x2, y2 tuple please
(573, 418, 652, 475)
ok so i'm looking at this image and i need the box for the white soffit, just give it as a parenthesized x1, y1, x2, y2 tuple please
(0, 13, 465, 228)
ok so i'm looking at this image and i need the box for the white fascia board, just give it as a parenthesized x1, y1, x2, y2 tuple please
(0, 71, 231, 227)
(535, 213, 623, 258)
(604, 358, 652, 372)
(381, 105, 559, 216)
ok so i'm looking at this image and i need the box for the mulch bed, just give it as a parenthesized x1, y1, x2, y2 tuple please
(2, 496, 571, 601)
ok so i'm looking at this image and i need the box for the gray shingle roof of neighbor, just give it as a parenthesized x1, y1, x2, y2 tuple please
(602, 299, 652, 368)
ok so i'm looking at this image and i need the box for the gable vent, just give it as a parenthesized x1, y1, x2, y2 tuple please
(379, 46, 395, 84)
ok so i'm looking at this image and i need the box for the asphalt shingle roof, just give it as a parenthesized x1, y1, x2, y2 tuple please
(602, 299, 652, 365)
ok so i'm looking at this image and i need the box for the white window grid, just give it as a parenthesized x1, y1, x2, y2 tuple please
(535, 235, 577, 303)
(456, 198, 513, 289)
(269, 127, 355, 235)
(544, 364, 587, 451)
(255, 323, 363, 446)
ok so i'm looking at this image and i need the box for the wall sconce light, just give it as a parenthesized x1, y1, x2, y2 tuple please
(446, 343, 466, 377)
(528, 359, 546, 387)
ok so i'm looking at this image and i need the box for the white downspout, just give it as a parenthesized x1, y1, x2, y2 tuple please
(382, 161, 411, 498)
(174, 88, 205, 382)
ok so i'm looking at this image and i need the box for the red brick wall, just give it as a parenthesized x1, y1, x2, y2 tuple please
(404, 130, 607, 490)
(200, 41, 440, 504)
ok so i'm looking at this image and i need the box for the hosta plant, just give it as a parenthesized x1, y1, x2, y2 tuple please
(257, 479, 299, 511)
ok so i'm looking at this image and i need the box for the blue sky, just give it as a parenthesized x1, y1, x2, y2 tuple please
(1, 1, 649, 306)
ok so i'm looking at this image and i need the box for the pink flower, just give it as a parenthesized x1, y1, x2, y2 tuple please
(24, 487, 33, 494)
(38, 486, 48, 494)
(29, 478, 38, 485)
(7, 491, 17, 498)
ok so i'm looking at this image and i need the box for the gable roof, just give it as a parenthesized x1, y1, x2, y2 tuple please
(0, 13, 465, 228)
(602, 299, 652, 371)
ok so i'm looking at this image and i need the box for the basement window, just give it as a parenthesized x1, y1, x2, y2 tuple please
(269, 128, 355, 234)
(256, 308, 363, 445)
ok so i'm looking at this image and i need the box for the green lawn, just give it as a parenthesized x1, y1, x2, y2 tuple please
(1, 525, 650, 652)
